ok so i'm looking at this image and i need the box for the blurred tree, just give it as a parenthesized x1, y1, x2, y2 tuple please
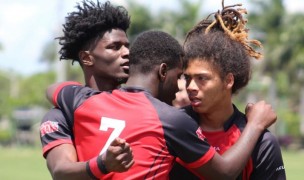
(277, 13, 304, 138)
(0, 71, 11, 117)
(126, 0, 156, 41)
(249, 0, 304, 138)
(126, 0, 203, 42)
(9, 72, 56, 109)
(155, 0, 203, 41)
(39, 38, 83, 83)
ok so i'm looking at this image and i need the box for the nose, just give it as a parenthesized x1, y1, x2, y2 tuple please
(121, 45, 129, 59)
(186, 79, 198, 95)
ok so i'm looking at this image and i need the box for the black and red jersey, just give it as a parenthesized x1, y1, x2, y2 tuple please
(40, 83, 216, 179)
(169, 105, 286, 180)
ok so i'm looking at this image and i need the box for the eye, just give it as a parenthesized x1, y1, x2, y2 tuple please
(108, 44, 121, 50)
(183, 74, 190, 81)
(197, 75, 207, 81)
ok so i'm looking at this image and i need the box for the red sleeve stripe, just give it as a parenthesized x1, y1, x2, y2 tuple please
(88, 157, 104, 178)
(53, 81, 81, 107)
(42, 139, 73, 158)
(176, 146, 216, 169)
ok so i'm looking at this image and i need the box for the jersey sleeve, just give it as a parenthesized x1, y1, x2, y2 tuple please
(40, 107, 74, 158)
(251, 131, 286, 179)
(51, 81, 81, 107)
(161, 108, 216, 169)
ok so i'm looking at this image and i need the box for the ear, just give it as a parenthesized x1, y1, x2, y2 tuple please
(158, 63, 168, 82)
(225, 73, 234, 90)
(79, 51, 94, 66)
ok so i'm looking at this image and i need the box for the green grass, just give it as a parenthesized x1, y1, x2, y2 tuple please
(282, 149, 304, 180)
(0, 146, 303, 179)
(0, 146, 51, 180)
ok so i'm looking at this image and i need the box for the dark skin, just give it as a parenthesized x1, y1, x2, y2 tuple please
(45, 29, 134, 180)
(125, 61, 276, 179)
(47, 59, 276, 179)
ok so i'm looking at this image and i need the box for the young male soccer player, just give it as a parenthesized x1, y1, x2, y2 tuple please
(46, 30, 277, 179)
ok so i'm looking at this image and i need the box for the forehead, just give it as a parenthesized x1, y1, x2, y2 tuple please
(99, 29, 129, 44)
(185, 58, 218, 73)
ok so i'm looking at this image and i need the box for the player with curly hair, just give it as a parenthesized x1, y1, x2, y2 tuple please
(40, 1, 133, 179)
(46, 28, 277, 179)
(57, 0, 130, 90)
(170, 1, 286, 179)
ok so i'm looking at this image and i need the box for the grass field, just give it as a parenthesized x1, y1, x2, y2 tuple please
(0, 146, 303, 179)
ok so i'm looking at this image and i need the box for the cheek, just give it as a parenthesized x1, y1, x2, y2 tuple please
(172, 79, 180, 93)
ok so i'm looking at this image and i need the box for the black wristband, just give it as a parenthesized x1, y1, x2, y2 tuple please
(97, 155, 109, 174)
(86, 161, 99, 180)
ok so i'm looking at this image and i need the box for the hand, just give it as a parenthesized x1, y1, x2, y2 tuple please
(245, 100, 277, 131)
(102, 137, 134, 173)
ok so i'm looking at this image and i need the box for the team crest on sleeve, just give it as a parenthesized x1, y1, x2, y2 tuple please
(40, 120, 59, 137)
(196, 127, 206, 141)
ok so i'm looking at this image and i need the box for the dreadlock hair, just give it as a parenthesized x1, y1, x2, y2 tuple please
(184, 0, 263, 94)
(57, 0, 130, 64)
(129, 30, 184, 75)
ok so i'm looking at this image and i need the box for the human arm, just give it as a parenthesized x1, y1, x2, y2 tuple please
(192, 101, 277, 179)
(171, 101, 277, 179)
(45, 81, 81, 105)
(40, 108, 134, 180)
(46, 138, 134, 180)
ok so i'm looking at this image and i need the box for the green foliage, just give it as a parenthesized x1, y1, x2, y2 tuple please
(0, 72, 11, 117)
(278, 108, 300, 136)
(15, 72, 56, 109)
(127, 0, 156, 41)
(276, 72, 290, 97)
(126, 0, 203, 41)
(155, 0, 203, 40)
(0, 130, 13, 143)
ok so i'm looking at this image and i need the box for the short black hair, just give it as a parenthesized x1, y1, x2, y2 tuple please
(129, 30, 184, 74)
(57, 0, 130, 63)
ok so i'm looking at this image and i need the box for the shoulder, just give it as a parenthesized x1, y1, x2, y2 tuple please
(259, 130, 280, 146)
(253, 130, 283, 160)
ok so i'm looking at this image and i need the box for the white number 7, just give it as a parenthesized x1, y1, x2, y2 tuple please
(99, 117, 126, 155)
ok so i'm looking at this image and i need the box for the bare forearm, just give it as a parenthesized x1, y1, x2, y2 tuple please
(46, 144, 91, 180)
(50, 161, 91, 180)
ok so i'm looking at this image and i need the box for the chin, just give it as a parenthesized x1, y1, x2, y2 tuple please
(117, 77, 128, 84)
(192, 106, 204, 113)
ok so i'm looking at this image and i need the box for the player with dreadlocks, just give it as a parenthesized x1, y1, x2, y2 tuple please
(170, 1, 286, 179)
(40, 1, 134, 179)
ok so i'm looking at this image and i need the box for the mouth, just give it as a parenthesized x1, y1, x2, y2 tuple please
(189, 97, 201, 107)
(121, 61, 129, 74)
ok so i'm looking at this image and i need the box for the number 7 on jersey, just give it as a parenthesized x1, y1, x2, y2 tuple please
(99, 117, 126, 155)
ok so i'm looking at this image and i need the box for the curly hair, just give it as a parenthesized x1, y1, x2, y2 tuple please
(129, 30, 184, 74)
(184, 0, 263, 94)
(57, 0, 130, 64)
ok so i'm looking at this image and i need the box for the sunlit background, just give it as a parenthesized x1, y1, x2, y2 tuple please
(0, 0, 303, 179)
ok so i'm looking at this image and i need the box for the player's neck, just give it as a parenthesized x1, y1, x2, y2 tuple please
(85, 75, 119, 91)
(198, 103, 234, 132)
(126, 74, 158, 97)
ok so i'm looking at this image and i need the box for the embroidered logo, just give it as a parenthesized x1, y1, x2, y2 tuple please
(40, 120, 59, 137)
(276, 165, 285, 171)
(196, 127, 206, 141)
